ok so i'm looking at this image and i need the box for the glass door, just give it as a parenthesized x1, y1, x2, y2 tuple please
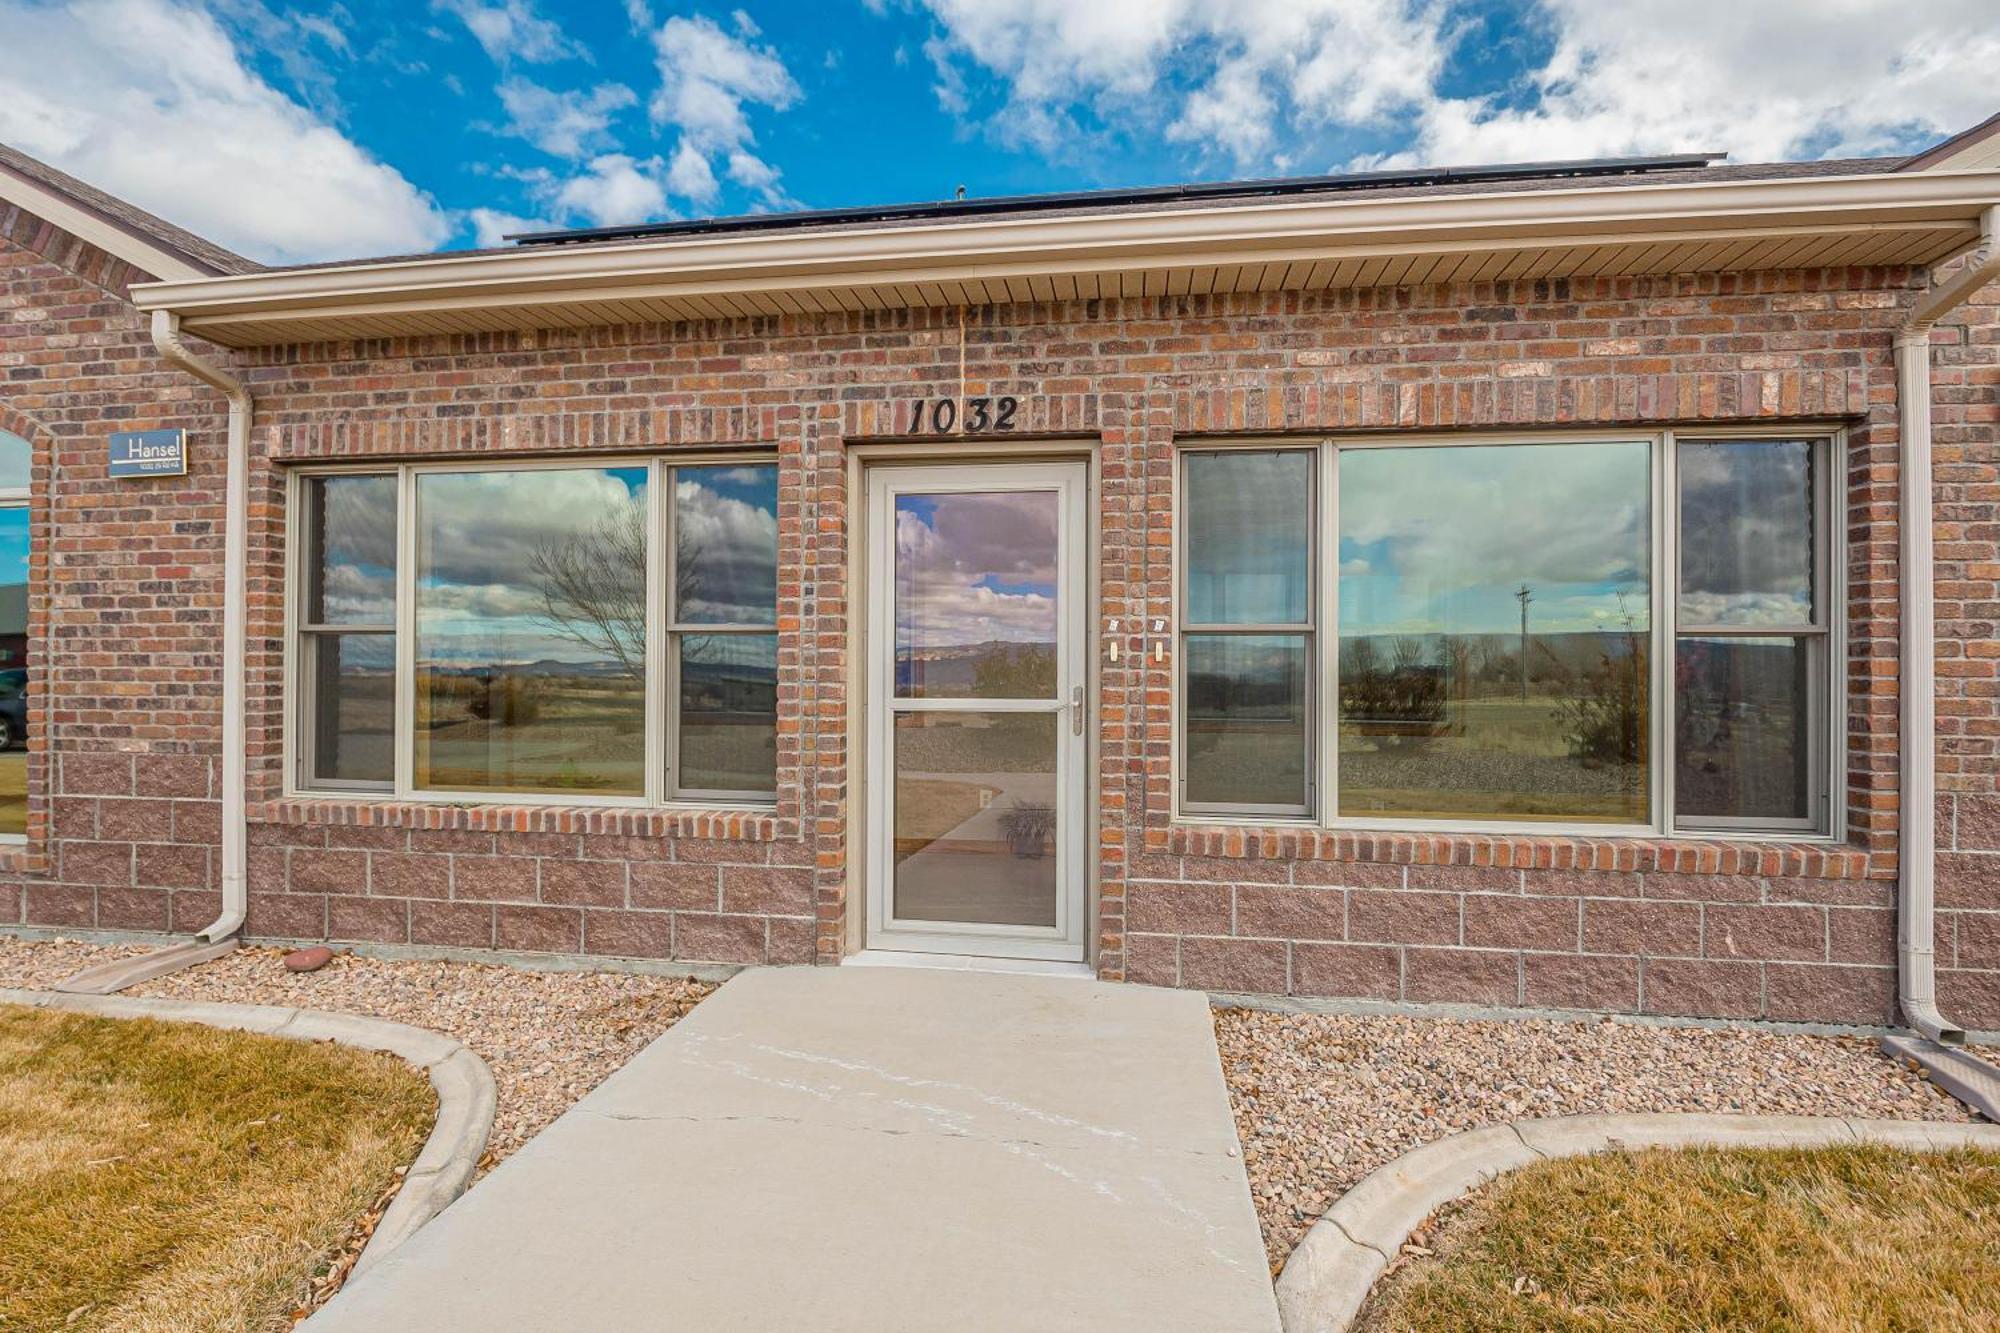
(865, 462, 1089, 961)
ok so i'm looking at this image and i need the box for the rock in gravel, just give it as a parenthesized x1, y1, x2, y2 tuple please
(284, 946, 335, 973)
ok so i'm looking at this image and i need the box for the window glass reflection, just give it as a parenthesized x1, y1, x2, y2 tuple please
(0, 431, 28, 491)
(678, 633, 777, 794)
(309, 633, 395, 785)
(306, 474, 397, 624)
(674, 464, 779, 625)
(1675, 636, 1811, 823)
(1183, 634, 1309, 809)
(414, 467, 648, 795)
(895, 490, 1059, 699)
(1185, 452, 1312, 625)
(1679, 440, 1814, 627)
(893, 711, 1058, 927)
(1337, 443, 1651, 823)
(0, 505, 25, 835)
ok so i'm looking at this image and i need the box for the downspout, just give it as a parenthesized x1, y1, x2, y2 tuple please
(1893, 204, 1999, 1045)
(150, 311, 249, 944)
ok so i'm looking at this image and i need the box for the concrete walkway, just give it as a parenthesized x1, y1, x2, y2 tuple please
(311, 965, 1279, 1331)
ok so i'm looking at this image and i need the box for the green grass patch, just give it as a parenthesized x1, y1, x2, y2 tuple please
(0, 1004, 434, 1331)
(1363, 1144, 2000, 1332)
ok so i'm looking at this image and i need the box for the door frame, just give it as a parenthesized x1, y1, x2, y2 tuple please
(860, 458, 1092, 962)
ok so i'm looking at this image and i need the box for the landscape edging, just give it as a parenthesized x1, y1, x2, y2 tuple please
(0, 987, 497, 1280)
(1273, 1111, 2000, 1333)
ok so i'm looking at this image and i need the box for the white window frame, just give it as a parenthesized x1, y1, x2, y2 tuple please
(1171, 428, 1844, 841)
(1176, 448, 1318, 818)
(285, 453, 779, 808)
(1666, 428, 1840, 836)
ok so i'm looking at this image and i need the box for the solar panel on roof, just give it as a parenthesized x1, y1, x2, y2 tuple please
(503, 153, 1726, 248)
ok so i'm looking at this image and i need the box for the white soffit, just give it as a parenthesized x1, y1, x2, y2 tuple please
(132, 170, 2000, 347)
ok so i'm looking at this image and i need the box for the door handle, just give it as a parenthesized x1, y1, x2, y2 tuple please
(1070, 684, 1085, 736)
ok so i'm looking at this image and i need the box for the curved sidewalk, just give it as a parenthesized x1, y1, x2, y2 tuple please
(309, 964, 1280, 1332)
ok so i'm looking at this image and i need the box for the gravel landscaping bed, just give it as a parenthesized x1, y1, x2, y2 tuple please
(1216, 1006, 1977, 1272)
(0, 937, 710, 1166)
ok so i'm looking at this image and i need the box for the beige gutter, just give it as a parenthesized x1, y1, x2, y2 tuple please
(1893, 204, 2000, 1045)
(53, 313, 253, 996)
(130, 169, 2000, 339)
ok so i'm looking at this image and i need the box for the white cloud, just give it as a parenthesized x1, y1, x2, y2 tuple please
(908, 0, 1449, 163)
(491, 155, 672, 234)
(1370, 0, 2000, 169)
(433, 0, 585, 66)
(207, 0, 354, 119)
(648, 13, 800, 207)
(904, 0, 1995, 172)
(666, 140, 717, 200)
(551, 154, 668, 227)
(495, 77, 637, 158)
(0, 0, 449, 263)
(467, 206, 554, 247)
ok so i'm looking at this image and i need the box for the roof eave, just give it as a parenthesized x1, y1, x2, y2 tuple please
(132, 168, 2000, 346)
(0, 160, 230, 282)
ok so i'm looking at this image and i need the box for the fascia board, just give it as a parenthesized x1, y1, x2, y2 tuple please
(0, 167, 213, 282)
(132, 170, 2000, 323)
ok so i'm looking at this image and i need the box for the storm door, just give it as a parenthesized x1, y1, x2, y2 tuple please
(863, 463, 1089, 961)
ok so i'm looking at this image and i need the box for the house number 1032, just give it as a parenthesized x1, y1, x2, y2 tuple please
(909, 395, 1020, 434)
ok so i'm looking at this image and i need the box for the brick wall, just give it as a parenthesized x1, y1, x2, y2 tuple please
(0, 199, 231, 930)
(4, 197, 1997, 1025)
(1934, 250, 2000, 1025)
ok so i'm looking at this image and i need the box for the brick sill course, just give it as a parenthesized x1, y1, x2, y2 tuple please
(1152, 823, 1878, 880)
(256, 797, 792, 842)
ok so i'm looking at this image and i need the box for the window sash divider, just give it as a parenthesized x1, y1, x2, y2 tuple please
(1674, 624, 1827, 637)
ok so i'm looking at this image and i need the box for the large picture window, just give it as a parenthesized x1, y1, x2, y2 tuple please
(1338, 441, 1651, 825)
(1178, 433, 1836, 836)
(293, 457, 778, 805)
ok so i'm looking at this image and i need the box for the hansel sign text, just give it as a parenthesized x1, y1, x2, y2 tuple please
(108, 429, 187, 479)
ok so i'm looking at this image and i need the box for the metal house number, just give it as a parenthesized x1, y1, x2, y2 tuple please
(907, 396, 1020, 435)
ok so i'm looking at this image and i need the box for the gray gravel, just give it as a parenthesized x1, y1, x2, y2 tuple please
(0, 937, 709, 1166)
(7, 936, 1975, 1282)
(1215, 1006, 1975, 1271)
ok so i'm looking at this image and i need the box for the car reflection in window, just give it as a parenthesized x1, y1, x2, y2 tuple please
(0, 667, 25, 750)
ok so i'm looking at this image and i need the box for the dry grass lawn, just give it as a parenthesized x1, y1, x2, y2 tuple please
(1362, 1144, 2000, 1332)
(0, 1004, 433, 1332)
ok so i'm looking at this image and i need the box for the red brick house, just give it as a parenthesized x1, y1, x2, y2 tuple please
(2, 119, 1997, 1032)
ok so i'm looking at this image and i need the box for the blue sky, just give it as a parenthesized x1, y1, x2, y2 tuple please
(0, 0, 1994, 264)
